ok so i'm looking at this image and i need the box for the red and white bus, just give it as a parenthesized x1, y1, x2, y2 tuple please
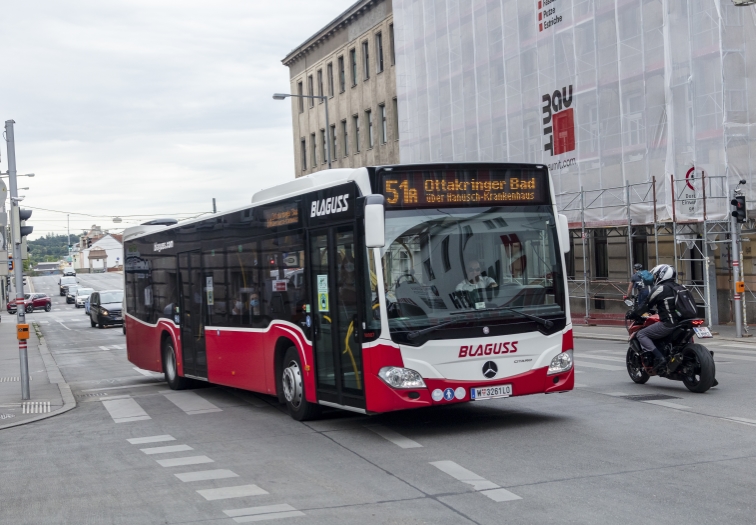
(124, 163, 574, 420)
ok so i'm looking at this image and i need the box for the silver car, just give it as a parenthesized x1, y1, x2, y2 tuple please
(75, 287, 94, 308)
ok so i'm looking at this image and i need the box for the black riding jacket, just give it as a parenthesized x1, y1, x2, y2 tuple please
(630, 281, 678, 327)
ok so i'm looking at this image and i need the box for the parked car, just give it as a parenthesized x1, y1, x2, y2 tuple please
(59, 276, 78, 296)
(7, 293, 52, 314)
(75, 287, 94, 308)
(66, 286, 79, 304)
(63, 267, 76, 276)
(90, 290, 124, 328)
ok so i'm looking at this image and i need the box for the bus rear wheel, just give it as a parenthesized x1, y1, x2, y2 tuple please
(281, 347, 320, 421)
(163, 337, 189, 390)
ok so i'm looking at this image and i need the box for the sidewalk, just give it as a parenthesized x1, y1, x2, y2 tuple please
(573, 323, 756, 344)
(0, 314, 76, 430)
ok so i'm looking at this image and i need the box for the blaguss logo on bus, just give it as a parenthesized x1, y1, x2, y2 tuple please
(311, 194, 350, 217)
(459, 341, 518, 358)
(153, 241, 174, 252)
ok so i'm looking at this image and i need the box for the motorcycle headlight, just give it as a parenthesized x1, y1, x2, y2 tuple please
(547, 350, 573, 375)
(378, 366, 426, 389)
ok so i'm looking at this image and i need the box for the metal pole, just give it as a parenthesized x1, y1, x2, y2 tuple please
(671, 174, 679, 276)
(5, 120, 30, 399)
(626, 181, 634, 271)
(324, 97, 332, 169)
(701, 171, 712, 328)
(580, 187, 589, 321)
(730, 184, 743, 337)
(212, 198, 217, 213)
(652, 176, 659, 265)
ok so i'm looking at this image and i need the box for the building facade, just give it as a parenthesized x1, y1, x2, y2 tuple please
(282, 0, 400, 177)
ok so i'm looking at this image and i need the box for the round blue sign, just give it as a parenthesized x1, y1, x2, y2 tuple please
(443, 388, 455, 401)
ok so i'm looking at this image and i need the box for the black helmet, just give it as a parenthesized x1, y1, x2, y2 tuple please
(633, 263, 643, 271)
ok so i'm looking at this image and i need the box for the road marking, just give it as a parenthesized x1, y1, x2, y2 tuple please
(57, 321, 71, 331)
(196, 484, 268, 501)
(709, 353, 756, 362)
(101, 397, 151, 423)
(140, 444, 193, 455)
(574, 383, 588, 387)
(578, 354, 625, 363)
(430, 460, 521, 501)
(643, 400, 691, 409)
(156, 455, 214, 467)
(605, 392, 632, 397)
(133, 367, 162, 377)
(175, 469, 239, 482)
(22, 401, 50, 414)
(127, 435, 175, 445)
(99, 346, 111, 351)
(82, 383, 161, 393)
(365, 425, 422, 448)
(721, 417, 756, 427)
(224, 504, 305, 523)
(161, 391, 222, 415)
(575, 362, 625, 371)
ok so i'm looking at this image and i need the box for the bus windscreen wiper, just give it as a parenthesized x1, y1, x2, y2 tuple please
(406, 318, 471, 341)
(451, 305, 554, 329)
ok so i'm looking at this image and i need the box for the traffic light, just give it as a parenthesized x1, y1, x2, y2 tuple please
(11, 208, 33, 244)
(731, 195, 747, 223)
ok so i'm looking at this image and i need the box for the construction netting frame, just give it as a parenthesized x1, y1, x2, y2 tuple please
(393, 0, 756, 224)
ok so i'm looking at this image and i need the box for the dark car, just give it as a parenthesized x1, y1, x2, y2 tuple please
(7, 293, 52, 313)
(66, 286, 79, 304)
(90, 290, 124, 328)
(59, 276, 78, 296)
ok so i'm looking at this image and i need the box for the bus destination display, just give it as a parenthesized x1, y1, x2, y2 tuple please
(381, 170, 548, 208)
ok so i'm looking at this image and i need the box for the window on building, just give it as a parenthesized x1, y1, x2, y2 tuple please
(376, 32, 384, 73)
(362, 41, 370, 80)
(389, 24, 396, 65)
(321, 129, 327, 164)
(392, 98, 399, 140)
(300, 138, 307, 171)
(331, 125, 337, 160)
(317, 69, 323, 101)
(327, 63, 334, 97)
(297, 81, 304, 113)
(379, 104, 387, 144)
(307, 75, 314, 107)
(310, 133, 317, 167)
(342, 120, 348, 157)
(350, 48, 357, 86)
(594, 237, 608, 279)
(354, 115, 360, 153)
(338, 56, 345, 92)
(366, 109, 374, 148)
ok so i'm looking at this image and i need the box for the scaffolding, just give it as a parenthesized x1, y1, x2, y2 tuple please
(557, 174, 736, 329)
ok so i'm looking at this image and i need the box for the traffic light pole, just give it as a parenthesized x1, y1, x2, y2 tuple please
(731, 192, 743, 338)
(5, 120, 30, 399)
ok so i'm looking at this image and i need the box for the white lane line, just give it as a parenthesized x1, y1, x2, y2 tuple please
(175, 469, 239, 482)
(82, 383, 161, 393)
(127, 435, 175, 445)
(140, 444, 193, 455)
(721, 417, 756, 427)
(574, 362, 625, 371)
(101, 397, 151, 423)
(57, 321, 71, 331)
(156, 455, 214, 467)
(196, 484, 268, 501)
(643, 400, 691, 410)
(365, 425, 422, 449)
(112, 344, 126, 350)
(233, 511, 306, 523)
(604, 392, 632, 397)
(133, 367, 162, 377)
(430, 461, 521, 501)
(574, 383, 588, 388)
(479, 488, 523, 502)
(161, 391, 222, 415)
(99, 346, 111, 351)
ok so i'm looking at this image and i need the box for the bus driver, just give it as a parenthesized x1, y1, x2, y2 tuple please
(456, 259, 498, 292)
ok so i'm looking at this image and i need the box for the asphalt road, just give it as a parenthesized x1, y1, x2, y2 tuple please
(1, 274, 755, 524)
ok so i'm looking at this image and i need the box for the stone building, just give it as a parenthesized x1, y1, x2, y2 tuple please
(282, 0, 399, 177)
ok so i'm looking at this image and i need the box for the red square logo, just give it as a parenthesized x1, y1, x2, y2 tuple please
(539, 23, 543, 31)
(553, 108, 575, 155)
(538, 1, 542, 8)
(539, 12, 542, 20)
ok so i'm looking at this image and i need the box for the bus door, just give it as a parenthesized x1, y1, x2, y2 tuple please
(178, 251, 208, 379)
(309, 225, 365, 410)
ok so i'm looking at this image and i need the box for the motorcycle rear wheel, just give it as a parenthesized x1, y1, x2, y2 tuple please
(626, 347, 650, 384)
(681, 344, 715, 393)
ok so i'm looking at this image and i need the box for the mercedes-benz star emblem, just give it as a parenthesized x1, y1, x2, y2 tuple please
(482, 326, 490, 335)
(482, 361, 498, 379)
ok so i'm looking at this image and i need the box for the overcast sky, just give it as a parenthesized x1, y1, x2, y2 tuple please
(0, 0, 343, 240)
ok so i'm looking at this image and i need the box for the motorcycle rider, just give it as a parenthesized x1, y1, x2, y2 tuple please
(625, 264, 679, 371)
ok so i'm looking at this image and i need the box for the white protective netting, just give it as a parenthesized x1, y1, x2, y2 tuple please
(393, 0, 756, 224)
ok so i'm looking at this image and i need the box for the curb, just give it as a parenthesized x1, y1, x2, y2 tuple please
(0, 322, 77, 431)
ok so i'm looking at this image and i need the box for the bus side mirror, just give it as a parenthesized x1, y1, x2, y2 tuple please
(364, 195, 385, 248)
(558, 214, 570, 254)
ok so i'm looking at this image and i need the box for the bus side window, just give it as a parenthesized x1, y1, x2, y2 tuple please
(262, 233, 307, 328)
(226, 241, 261, 327)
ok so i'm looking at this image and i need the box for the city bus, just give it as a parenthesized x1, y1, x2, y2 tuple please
(123, 163, 574, 420)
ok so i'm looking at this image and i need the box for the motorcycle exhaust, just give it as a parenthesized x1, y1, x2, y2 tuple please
(667, 353, 683, 373)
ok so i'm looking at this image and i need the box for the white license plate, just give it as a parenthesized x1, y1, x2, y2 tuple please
(471, 384, 512, 400)
(693, 327, 713, 338)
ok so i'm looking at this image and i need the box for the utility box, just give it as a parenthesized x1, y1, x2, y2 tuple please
(17, 324, 30, 340)
(736, 281, 745, 293)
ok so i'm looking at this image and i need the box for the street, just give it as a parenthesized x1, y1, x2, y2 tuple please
(0, 275, 754, 524)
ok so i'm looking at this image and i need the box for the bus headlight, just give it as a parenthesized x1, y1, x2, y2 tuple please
(378, 367, 426, 389)
(547, 350, 573, 375)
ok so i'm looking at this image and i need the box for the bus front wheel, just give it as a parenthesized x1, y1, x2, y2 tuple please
(163, 337, 189, 390)
(281, 347, 320, 421)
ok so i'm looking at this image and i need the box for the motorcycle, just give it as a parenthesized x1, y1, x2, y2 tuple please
(624, 302, 717, 393)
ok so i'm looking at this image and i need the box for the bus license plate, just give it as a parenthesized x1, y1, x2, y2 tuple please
(693, 327, 712, 338)
(471, 384, 512, 400)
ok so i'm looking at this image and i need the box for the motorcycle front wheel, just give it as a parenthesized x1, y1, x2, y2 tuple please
(681, 344, 715, 393)
(626, 347, 650, 384)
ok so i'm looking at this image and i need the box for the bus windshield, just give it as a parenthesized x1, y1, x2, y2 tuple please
(380, 205, 565, 343)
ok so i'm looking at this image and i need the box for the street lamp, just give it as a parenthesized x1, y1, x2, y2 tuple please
(0, 172, 34, 178)
(273, 93, 331, 169)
